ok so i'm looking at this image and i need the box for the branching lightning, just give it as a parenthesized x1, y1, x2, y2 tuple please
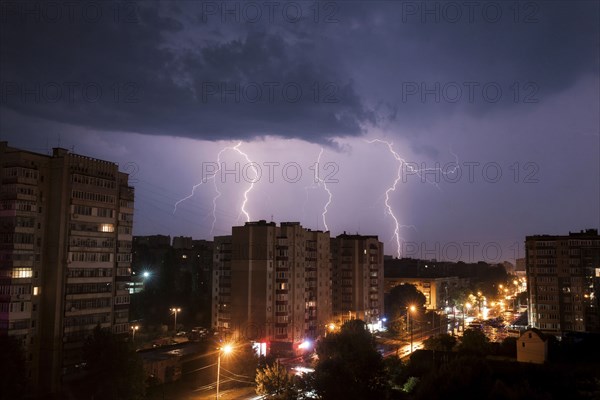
(302, 148, 333, 232)
(367, 139, 409, 258)
(173, 141, 257, 235)
(367, 139, 459, 258)
(316, 148, 333, 231)
(230, 142, 257, 223)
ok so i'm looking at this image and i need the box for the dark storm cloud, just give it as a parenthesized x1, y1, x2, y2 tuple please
(332, 1, 599, 131)
(0, 0, 597, 144)
(0, 1, 374, 144)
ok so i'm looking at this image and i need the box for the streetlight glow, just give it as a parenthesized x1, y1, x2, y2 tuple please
(222, 344, 233, 354)
(407, 305, 416, 354)
(216, 343, 234, 399)
(170, 307, 181, 332)
(131, 325, 139, 343)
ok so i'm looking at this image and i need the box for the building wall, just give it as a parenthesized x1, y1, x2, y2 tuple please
(526, 229, 600, 336)
(385, 277, 460, 310)
(0, 142, 134, 395)
(331, 234, 384, 324)
(517, 329, 548, 364)
(212, 221, 331, 347)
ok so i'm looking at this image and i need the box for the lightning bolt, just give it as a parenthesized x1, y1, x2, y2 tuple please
(302, 148, 333, 231)
(173, 141, 257, 235)
(315, 148, 332, 231)
(368, 139, 460, 258)
(230, 142, 257, 223)
(367, 139, 409, 258)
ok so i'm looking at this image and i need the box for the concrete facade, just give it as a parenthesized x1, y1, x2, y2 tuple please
(526, 229, 600, 336)
(0, 142, 134, 395)
(331, 233, 384, 324)
(212, 221, 331, 350)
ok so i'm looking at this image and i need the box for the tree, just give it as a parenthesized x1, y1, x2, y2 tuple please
(423, 333, 457, 352)
(384, 356, 409, 394)
(458, 329, 490, 356)
(82, 326, 145, 399)
(313, 319, 387, 399)
(255, 361, 296, 399)
(0, 335, 28, 398)
(498, 337, 517, 358)
(385, 284, 427, 334)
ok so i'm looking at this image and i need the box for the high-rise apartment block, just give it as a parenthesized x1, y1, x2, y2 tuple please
(526, 229, 600, 336)
(0, 142, 134, 395)
(212, 221, 331, 353)
(331, 233, 384, 325)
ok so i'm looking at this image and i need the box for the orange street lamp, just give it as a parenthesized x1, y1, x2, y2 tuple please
(131, 325, 139, 343)
(216, 344, 233, 399)
(408, 305, 416, 353)
(170, 307, 181, 332)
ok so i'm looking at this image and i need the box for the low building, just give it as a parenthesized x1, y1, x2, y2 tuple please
(385, 276, 461, 310)
(517, 328, 548, 364)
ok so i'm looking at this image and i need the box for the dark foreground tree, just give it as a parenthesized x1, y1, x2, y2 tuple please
(423, 333, 457, 352)
(0, 335, 28, 398)
(385, 284, 427, 334)
(255, 361, 296, 399)
(313, 319, 387, 399)
(82, 326, 145, 399)
(458, 329, 490, 356)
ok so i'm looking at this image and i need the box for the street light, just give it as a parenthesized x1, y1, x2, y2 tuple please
(170, 307, 181, 332)
(216, 343, 233, 399)
(131, 325, 139, 343)
(408, 305, 416, 353)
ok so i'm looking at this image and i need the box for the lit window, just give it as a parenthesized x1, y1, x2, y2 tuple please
(99, 224, 114, 233)
(33, 287, 40, 295)
(12, 268, 33, 278)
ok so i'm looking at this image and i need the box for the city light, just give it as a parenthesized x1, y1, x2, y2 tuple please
(298, 340, 312, 350)
(221, 343, 233, 355)
(131, 325, 139, 343)
(216, 343, 234, 399)
(170, 307, 181, 332)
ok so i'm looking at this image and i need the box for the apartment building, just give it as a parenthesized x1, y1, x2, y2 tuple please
(0, 142, 134, 395)
(331, 233, 384, 325)
(526, 229, 600, 336)
(212, 221, 331, 353)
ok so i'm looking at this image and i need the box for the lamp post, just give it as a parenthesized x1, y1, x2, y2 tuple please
(216, 343, 232, 399)
(131, 325, 139, 343)
(170, 307, 181, 332)
(408, 305, 416, 353)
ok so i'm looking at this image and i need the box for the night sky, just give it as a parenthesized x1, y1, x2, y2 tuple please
(1, 1, 598, 262)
